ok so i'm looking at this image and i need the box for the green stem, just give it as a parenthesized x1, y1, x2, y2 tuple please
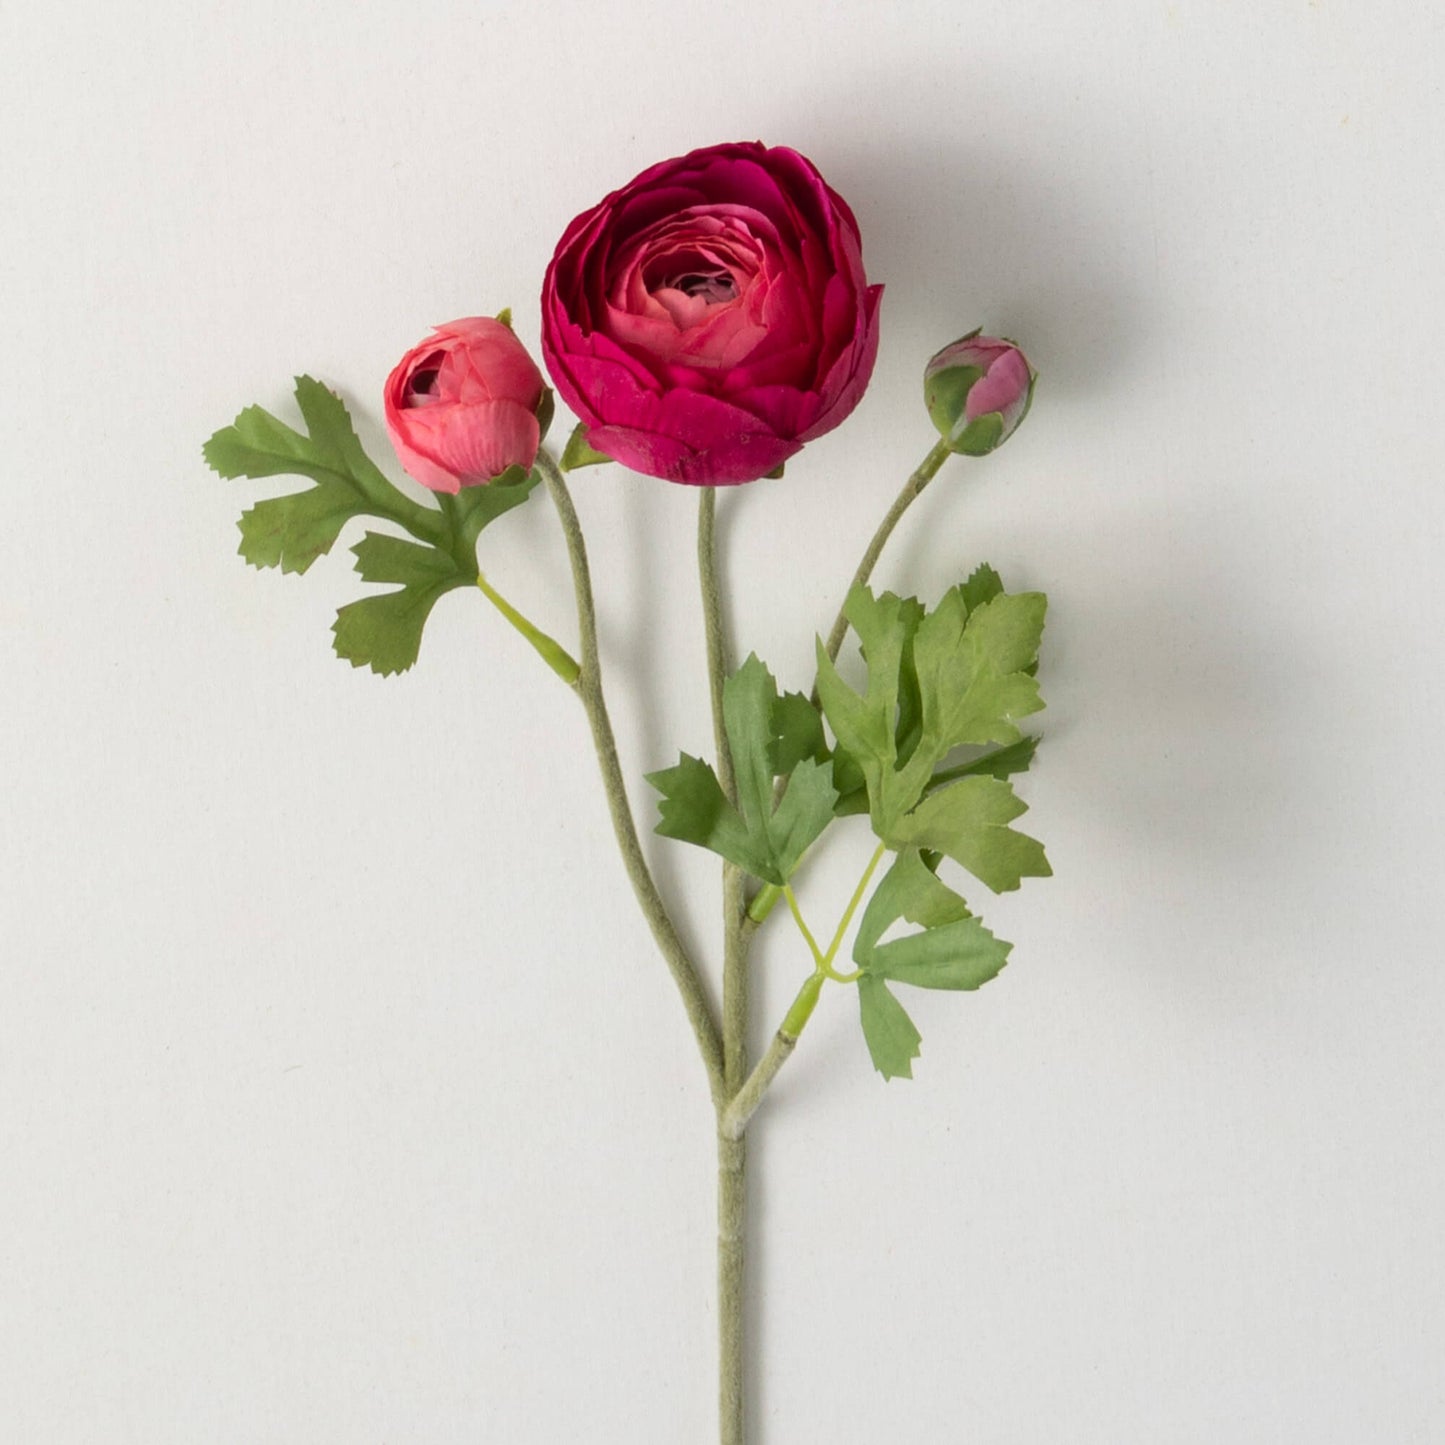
(536, 452, 725, 1103)
(474, 573, 580, 684)
(782, 884, 825, 969)
(700, 488, 749, 1445)
(819, 841, 886, 975)
(720, 972, 823, 1140)
(699, 490, 737, 807)
(746, 438, 955, 930)
(817, 437, 952, 682)
(728, 842, 888, 1137)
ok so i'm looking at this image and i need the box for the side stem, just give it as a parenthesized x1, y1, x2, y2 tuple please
(537, 454, 725, 1103)
(747, 438, 954, 929)
(818, 437, 952, 678)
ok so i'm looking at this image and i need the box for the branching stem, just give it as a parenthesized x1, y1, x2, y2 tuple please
(536, 452, 725, 1102)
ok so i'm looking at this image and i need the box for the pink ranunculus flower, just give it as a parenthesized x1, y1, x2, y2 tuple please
(384, 318, 546, 492)
(541, 141, 884, 486)
(924, 332, 1035, 456)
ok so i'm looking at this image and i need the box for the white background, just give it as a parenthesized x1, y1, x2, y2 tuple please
(3, 2, 1443, 1441)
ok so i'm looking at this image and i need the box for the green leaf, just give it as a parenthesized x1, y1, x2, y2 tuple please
(891, 776, 1051, 893)
(237, 482, 366, 575)
(725, 654, 781, 841)
(849, 848, 1013, 1077)
(560, 423, 614, 471)
(645, 754, 778, 881)
(331, 532, 470, 676)
(207, 379, 547, 673)
(959, 562, 1003, 614)
(727, 657, 837, 879)
(204, 376, 442, 571)
(815, 581, 1046, 845)
(911, 590, 1047, 752)
(814, 587, 930, 828)
(768, 691, 828, 775)
(448, 466, 540, 549)
(648, 655, 838, 885)
(857, 976, 922, 1080)
(768, 758, 838, 879)
(869, 917, 1012, 990)
(929, 735, 1040, 787)
(854, 849, 973, 961)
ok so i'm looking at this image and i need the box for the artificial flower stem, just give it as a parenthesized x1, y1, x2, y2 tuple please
(473, 573, 580, 685)
(728, 844, 888, 1135)
(698, 490, 737, 805)
(746, 440, 957, 930)
(819, 436, 953, 674)
(720, 972, 824, 1140)
(700, 488, 750, 1445)
(536, 452, 726, 1102)
(782, 885, 826, 969)
(699, 490, 748, 1085)
(819, 842, 887, 973)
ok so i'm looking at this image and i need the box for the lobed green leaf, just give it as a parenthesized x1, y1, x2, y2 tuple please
(891, 776, 1051, 894)
(857, 976, 923, 1080)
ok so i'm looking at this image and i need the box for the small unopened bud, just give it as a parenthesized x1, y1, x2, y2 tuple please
(924, 331, 1035, 456)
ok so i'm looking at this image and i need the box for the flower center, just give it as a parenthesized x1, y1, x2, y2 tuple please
(667, 270, 737, 305)
(404, 352, 447, 408)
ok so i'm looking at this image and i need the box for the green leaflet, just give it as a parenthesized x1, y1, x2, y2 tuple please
(891, 776, 1051, 894)
(857, 976, 922, 1080)
(814, 576, 1050, 893)
(205, 376, 441, 572)
(204, 378, 541, 674)
(768, 691, 828, 775)
(649, 754, 778, 881)
(647, 655, 838, 885)
(332, 533, 471, 677)
(849, 849, 1013, 1080)
(814, 588, 928, 826)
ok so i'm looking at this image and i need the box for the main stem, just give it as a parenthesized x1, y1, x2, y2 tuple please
(700, 488, 749, 1445)
(537, 455, 725, 1103)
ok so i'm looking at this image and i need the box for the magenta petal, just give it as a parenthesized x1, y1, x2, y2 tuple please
(541, 141, 881, 486)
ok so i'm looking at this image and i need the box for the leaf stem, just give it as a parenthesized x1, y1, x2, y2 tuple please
(474, 573, 580, 685)
(782, 884, 825, 969)
(728, 841, 889, 1136)
(819, 841, 886, 976)
(536, 452, 725, 1103)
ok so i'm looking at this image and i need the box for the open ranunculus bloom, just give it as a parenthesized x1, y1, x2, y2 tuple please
(542, 141, 883, 485)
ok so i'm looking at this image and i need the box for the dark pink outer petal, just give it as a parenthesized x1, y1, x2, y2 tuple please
(587, 421, 800, 486)
(541, 141, 880, 485)
(800, 284, 883, 441)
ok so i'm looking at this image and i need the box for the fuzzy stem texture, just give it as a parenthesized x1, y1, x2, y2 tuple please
(700, 488, 750, 1445)
(537, 453, 725, 1102)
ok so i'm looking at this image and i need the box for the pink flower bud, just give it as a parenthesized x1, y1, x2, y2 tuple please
(384, 317, 546, 492)
(924, 332, 1035, 456)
